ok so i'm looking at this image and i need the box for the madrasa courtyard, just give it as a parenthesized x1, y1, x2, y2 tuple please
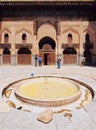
(0, 1, 96, 129)
(0, 65, 96, 130)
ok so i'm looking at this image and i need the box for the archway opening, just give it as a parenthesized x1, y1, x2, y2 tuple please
(63, 47, 77, 55)
(63, 47, 77, 64)
(84, 50, 92, 66)
(39, 37, 56, 65)
(17, 47, 31, 54)
(17, 47, 31, 65)
(39, 36, 56, 49)
(2, 47, 11, 64)
(83, 33, 92, 66)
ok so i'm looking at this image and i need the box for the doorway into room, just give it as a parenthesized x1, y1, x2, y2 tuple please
(44, 53, 49, 65)
(39, 36, 56, 65)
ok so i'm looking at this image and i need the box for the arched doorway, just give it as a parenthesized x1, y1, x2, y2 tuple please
(83, 33, 92, 66)
(39, 37, 56, 65)
(2, 47, 11, 64)
(63, 47, 77, 64)
(84, 50, 92, 66)
(17, 47, 31, 65)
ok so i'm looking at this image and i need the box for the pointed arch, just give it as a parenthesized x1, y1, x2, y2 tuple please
(15, 28, 32, 35)
(62, 27, 79, 36)
(1, 27, 11, 34)
(83, 27, 95, 43)
(15, 28, 33, 43)
(83, 27, 94, 34)
(62, 27, 80, 43)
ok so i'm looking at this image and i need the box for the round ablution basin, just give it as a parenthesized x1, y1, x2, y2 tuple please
(14, 76, 81, 107)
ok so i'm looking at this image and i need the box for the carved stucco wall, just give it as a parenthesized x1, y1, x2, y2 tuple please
(0, 20, 96, 56)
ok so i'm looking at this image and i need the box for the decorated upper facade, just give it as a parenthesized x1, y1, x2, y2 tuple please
(0, 0, 95, 21)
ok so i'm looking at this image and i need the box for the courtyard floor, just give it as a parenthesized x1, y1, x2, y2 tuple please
(0, 65, 96, 130)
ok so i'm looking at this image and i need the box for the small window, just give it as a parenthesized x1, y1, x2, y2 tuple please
(68, 34, 72, 39)
(85, 33, 90, 43)
(4, 33, 9, 43)
(22, 33, 27, 43)
(68, 33, 72, 43)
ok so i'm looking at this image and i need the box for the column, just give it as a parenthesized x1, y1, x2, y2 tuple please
(56, 35, 63, 65)
(32, 35, 38, 66)
(11, 26, 16, 65)
(78, 27, 85, 65)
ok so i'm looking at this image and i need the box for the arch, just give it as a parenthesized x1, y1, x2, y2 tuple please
(62, 27, 80, 43)
(15, 28, 32, 35)
(2, 47, 11, 64)
(1, 28, 11, 34)
(22, 33, 27, 40)
(83, 28, 93, 66)
(83, 27, 95, 43)
(63, 47, 77, 64)
(63, 47, 77, 55)
(4, 33, 9, 43)
(84, 27, 94, 34)
(42, 44, 52, 51)
(3, 47, 10, 54)
(22, 33, 27, 43)
(38, 23, 56, 33)
(85, 33, 90, 43)
(62, 27, 79, 36)
(1, 28, 11, 43)
(38, 36, 56, 65)
(15, 28, 33, 44)
(68, 33, 73, 43)
(17, 47, 31, 54)
(39, 36, 56, 49)
(37, 23, 56, 41)
(4, 33, 9, 38)
(17, 47, 32, 65)
(84, 50, 92, 66)
(68, 33, 72, 40)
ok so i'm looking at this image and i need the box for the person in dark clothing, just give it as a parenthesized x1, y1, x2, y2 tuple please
(35, 54, 38, 66)
(38, 56, 42, 66)
(57, 56, 61, 69)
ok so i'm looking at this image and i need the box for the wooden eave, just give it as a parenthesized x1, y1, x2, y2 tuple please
(0, 1, 96, 20)
(0, 1, 95, 7)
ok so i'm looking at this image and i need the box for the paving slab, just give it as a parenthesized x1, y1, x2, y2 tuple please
(0, 66, 96, 129)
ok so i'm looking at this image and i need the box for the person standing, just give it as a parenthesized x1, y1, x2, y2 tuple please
(35, 54, 38, 66)
(57, 56, 61, 69)
(38, 56, 42, 66)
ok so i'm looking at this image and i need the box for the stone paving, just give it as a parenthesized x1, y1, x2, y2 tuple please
(0, 65, 96, 130)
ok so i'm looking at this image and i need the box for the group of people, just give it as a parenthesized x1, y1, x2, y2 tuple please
(35, 55, 42, 66)
(35, 54, 61, 68)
